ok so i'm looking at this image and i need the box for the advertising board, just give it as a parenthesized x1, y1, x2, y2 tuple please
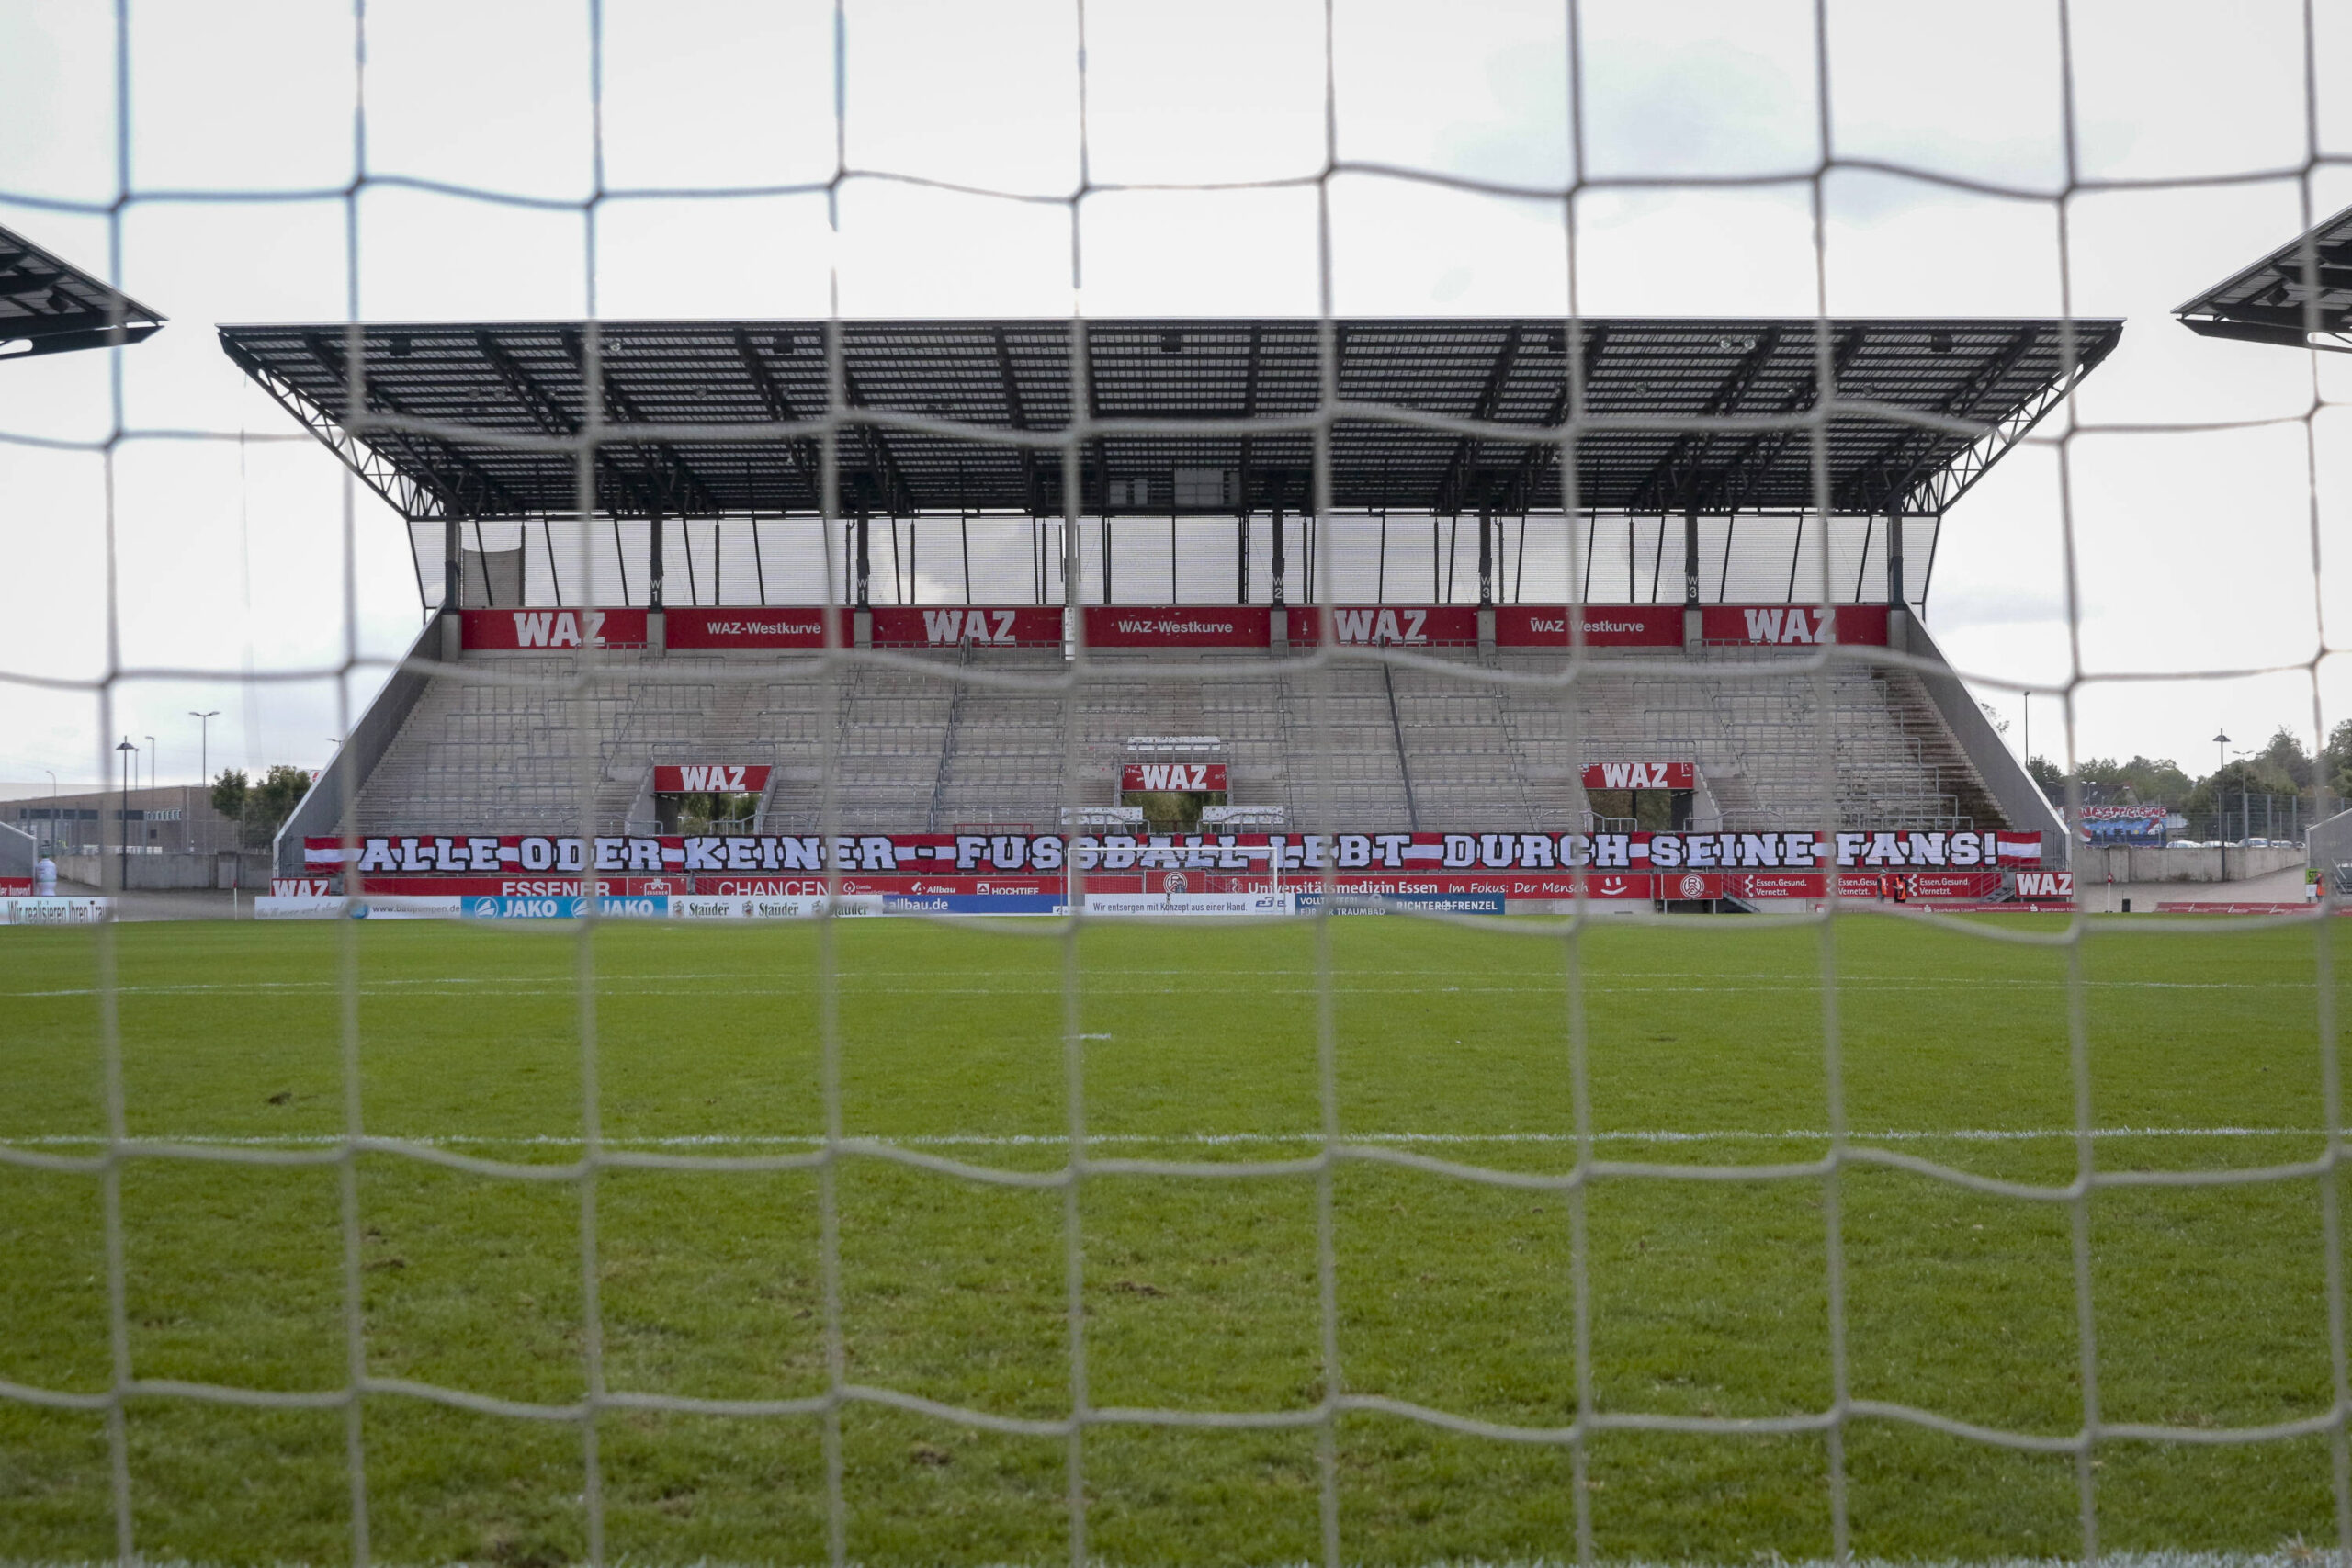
(0, 897, 111, 924)
(461, 894, 671, 919)
(1580, 761, 1697, 790)
(1698, 604, 1890, 647)
(664, 608, 841, 649)
(871, 606, 1063, 647)
(1493, 605, 1681, 647)
(1120, 762, 1228, 792)
(1303, 605, 1481, 647)
(1082, 606, 1271, 648)
(652, 765, 773, 794)
(461, 608, 648, 650)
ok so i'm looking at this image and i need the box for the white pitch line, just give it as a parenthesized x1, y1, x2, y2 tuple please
(1, 975, 2320, 999)
(0, 1127, 2323, 1150)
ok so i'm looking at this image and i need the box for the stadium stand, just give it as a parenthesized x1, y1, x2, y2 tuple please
(345, 638, 2013, 842)
(220, 316, 2116, 887)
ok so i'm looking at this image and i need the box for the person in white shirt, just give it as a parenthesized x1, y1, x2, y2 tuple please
(35, 854, 57, 896)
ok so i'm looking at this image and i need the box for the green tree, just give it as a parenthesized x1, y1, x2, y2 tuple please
(2256, 726, 2315, 791)
(2322, 719, 2352, 806)
(209, 768, 249, 821)
(211, 765, 314, 848)
(253, 765, 313, 827)
(2117, 754, 2195, 804)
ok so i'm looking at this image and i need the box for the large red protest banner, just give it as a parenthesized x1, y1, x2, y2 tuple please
(314, 828, 2041, 877)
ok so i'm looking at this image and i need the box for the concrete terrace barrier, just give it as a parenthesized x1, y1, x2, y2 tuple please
(2078, 843, 2304, 885)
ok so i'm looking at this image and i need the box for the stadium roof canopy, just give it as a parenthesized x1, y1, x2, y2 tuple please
(2177, 201, 2352, 351)
(0, 224, 165, 361)
(220, 316, 2119, 525)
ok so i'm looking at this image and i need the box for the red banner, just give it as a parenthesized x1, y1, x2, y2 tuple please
(333, 867, 2009, 903)
(665, 607, 841, 649)
(1699, 604, 1889, 647)
(652, 764, 773, 794)
(1580, 761, 1696, 790)
(1494, 606, 1682, 647)
(1306, 605, 1481, 647)
(1121, 762, 1228, 792)
(312, 829, 2040, 877)
(1083, 606, 1271, 648)
(458, 603, 1895, 654)
(462, 608, 648, 650)
(871, 606, 1064, 647)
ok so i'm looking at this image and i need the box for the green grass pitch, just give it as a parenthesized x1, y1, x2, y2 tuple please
(2, 912, 2349, 1565)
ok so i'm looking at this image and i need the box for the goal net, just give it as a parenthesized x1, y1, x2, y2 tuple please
(1, 3, 2348, 1564)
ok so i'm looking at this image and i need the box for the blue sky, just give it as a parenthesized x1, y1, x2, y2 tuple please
(3, 0, 2349, 792)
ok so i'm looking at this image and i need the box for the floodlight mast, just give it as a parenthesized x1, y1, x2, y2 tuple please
(116, 738, 137, 892)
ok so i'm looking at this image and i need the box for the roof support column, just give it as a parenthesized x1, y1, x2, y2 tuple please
(1682, 505, 1700, 607)
(441, 516, 462, 661)
(1681, 505, 1702, 653)
(854, 513, 871, 609)
(1476, 508, 1493, 607)
(1271, 502, 1286, 608)
(649, 507, 665, 611)
(1237, 511, 1250, 604)
(1886, 504, 1906, 652)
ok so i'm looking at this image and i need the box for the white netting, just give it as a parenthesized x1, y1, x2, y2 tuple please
(2, 2, 2349, 1563)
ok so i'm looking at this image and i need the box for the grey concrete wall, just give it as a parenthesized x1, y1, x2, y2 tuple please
(60, 852, 274, 890)
(0, 820, 33, 880)
(2079, 843, 2304, 885)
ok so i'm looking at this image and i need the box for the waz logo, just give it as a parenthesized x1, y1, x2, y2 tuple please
(2015, 872, 2075, 899)
(1740, 607, 1831, 645)
(511, 609, 609, 649)
(1129, 763, 1216, 790)
(674, 765, 752, 792)
(922, 608, 1022, 644)
(1595, 762, 1677, 789)
(1331, 607, 1429, 645)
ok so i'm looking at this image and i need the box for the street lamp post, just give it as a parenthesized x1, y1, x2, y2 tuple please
(189, 711, 219, 791)
(145, 735, 155, 795)
(190, 710, 220, 857)
(116, 738, 137, 892)
(42, 769, 55, 857)
(2212, 730, 2230, 840)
